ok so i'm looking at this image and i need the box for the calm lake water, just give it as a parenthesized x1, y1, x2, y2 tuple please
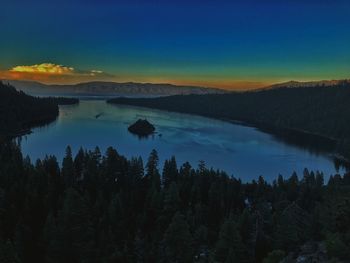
(20, 100, 344, 182)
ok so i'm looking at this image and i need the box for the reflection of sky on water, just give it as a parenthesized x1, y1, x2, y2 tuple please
(21, 100, 345, 182)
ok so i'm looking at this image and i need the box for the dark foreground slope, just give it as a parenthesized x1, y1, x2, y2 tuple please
(108, 83, 350, 158)
(0, 82, 77, 138)
(0, 142, 349, 262)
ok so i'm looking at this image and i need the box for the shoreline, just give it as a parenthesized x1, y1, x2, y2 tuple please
(1, 114, 59, 142)
(108, 100, 350, 167)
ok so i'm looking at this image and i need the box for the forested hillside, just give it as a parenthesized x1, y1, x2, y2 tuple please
(0, 82, 78, 138)
(0, 142, 349, 262)
(108, 83, 350, 158)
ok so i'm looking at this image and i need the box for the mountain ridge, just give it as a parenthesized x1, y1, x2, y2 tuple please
(1, 79, 226, 96)
(2, 78, 350, 96)
(266, 79, 350, 89)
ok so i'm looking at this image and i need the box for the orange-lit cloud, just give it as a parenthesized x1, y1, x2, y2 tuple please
(10, 63, 75, 75)
(0, 62, 113, 84)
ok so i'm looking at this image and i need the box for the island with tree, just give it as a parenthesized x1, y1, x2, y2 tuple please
(128, 119, 155, 137)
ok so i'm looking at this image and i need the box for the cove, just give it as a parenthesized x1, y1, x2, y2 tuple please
(20, 100, 345, 182)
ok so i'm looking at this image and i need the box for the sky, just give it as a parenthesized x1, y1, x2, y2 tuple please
(0, 0, 349, 90)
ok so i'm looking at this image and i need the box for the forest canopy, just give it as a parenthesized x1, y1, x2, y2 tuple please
(0, 142, 349, 262)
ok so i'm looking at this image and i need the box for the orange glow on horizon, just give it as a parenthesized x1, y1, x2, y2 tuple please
(0, 70, 270, 90)
(0, 62, 273, 90)
(167, 79, 269, 90)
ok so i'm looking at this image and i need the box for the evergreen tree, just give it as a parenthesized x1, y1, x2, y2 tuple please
(146, 149, 161, 191)
(274, 203, 310, 251)
(163, 212, 194, 263)
(215, 219, 248, 262)
(0, 240, 20, 263)
(162, 156, 178, 188)
(62, 146, 74, 188)
(163, 183, 180, 217)
(45, 189, 95, 263)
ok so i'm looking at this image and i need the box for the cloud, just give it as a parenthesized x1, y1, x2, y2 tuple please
(90, 70, 103, 74)
(1, 62, 113, 84)
(10, 63, 75, 75)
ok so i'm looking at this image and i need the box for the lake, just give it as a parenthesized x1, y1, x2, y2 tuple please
(20, 100, 344, 182)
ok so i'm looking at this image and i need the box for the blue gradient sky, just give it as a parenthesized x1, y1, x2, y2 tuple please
(1, 0, 349, 89)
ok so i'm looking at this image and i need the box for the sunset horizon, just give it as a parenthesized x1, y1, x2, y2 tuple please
(0, 62, 269, 90)
(2, 0, 350, 90)
(1, 61, 349, 90)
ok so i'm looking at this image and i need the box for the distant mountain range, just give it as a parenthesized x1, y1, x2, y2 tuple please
(266, 79, 350, 89)
(1, 80, 226, 97)
(1, 79, 349, 97)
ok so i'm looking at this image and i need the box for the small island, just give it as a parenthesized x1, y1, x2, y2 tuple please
(128, 119, 155, 137)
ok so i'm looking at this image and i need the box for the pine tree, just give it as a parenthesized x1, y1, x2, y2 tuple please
(73, 147, 85, 180)
(238, 209, 254, 254)
(0, 240, 20, 263)
(62, 146, 74, 188)
(146, 149, 160, 191)
(45, 156, 62, 216)
(45, 189, 95, 262)
(163, 182, 180, 218)
(163, 212, 194, 263)
(162, 156, 178, 188)
(215, 219, 248, 262)
(193, 225, 209, 260)
(273, 203, 310, 251)
(128, 157, 144, 186)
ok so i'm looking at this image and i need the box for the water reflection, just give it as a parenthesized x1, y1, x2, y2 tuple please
(20, 100, 346, 182)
